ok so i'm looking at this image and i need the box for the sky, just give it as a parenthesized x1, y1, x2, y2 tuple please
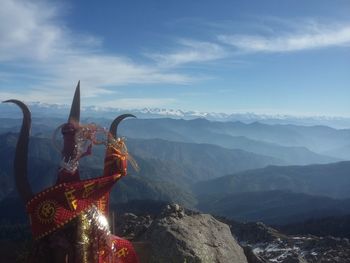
(0, 0, 350, 116)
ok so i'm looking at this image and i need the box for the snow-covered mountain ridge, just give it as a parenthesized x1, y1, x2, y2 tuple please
(1, 102, 350, 128)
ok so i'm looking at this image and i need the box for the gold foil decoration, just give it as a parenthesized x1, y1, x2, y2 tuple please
(76, 206, 114, 263)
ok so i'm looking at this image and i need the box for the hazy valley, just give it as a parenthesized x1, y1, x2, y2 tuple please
(2, 115, 350, 226)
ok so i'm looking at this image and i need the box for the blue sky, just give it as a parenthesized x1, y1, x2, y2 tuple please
(0, 0, 350, 116)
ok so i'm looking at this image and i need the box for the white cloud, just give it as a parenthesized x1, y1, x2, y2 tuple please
(35, 54, 192, 97)
(0, 0, 67, 61)
(0, 0, 192, 104)
(146, 39, 227, 67)
(218, 22, 350, 53)
(99, 98, 177, 108)
(2, 1, 350, 110)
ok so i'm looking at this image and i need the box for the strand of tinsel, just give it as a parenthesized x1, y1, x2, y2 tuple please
(76, 206, 114, 263)
(76, 212, 90, 263)
(53, 122, 139, 174)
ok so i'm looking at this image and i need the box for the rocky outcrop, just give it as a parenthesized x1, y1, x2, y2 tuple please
(230, 221, 287, 244)
(143, 204, 248, 263)
(122, 204, 248, 263)
(225, 220, 350, 263)
(116, 213, 153, 239)
(115, 205, 350, 263)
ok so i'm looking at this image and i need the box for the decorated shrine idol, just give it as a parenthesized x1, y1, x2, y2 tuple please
(5, 81, 140, 263)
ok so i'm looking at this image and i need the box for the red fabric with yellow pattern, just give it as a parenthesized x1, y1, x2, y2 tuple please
(26, 143, 139, 263)
(111, 236, 139, 263)
(26, 173, 121, 239)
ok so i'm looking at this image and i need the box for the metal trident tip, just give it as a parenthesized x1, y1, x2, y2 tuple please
(68, 80, 80, 124)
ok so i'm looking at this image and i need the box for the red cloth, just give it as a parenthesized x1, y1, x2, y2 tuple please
(26, 143, 139, 263)
(110, 236, 139, 263)
(26, 173, 121, 239)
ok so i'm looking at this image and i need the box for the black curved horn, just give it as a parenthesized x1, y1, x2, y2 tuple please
(3, 100, 33, 203)
(109, 114, 136, 139)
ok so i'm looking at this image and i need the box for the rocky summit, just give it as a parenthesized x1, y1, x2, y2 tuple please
(118, 204, 248, 263)
(116, 204, 350, 263)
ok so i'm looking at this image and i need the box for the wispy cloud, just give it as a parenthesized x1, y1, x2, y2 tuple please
(2, 0, 350, 113)
(0, 0, 191, 104)
(218, 21, 350, 53)
(146, 39, 227, 67)
(0, 0, 77, 62)
(100, 98, 177, 108)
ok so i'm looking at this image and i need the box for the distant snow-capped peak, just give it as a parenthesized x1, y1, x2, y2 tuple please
(2, 102, 350, 128)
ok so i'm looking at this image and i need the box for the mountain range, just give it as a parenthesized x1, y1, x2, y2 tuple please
(2, 131, 350, 225)
(193, 160, 350, 199)
(2, 102, 350, 128)
(197, 190, 350, 225)
(2, 117, 346, 165)
(2, 113, 350, 226)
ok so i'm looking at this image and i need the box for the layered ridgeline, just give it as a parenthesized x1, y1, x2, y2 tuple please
(194, 161, 350, 198)
(1, 117, 346, 164)
(118, 118, 350, 161)
(194, 162, 350, 224)
(118, 118, 342, 164)
(196, 190, 350, 225)
(0, 132, 283, 206)
(2, 103, 350, 155)
(2, 116, 350, 226)
(2, 133, 350, 225)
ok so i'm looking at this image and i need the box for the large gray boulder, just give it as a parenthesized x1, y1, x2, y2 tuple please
(141, 204, 248, 263)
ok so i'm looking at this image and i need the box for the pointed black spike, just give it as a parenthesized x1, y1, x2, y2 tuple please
(109, 114, 136, 139)
(68, 81, 80, 124)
